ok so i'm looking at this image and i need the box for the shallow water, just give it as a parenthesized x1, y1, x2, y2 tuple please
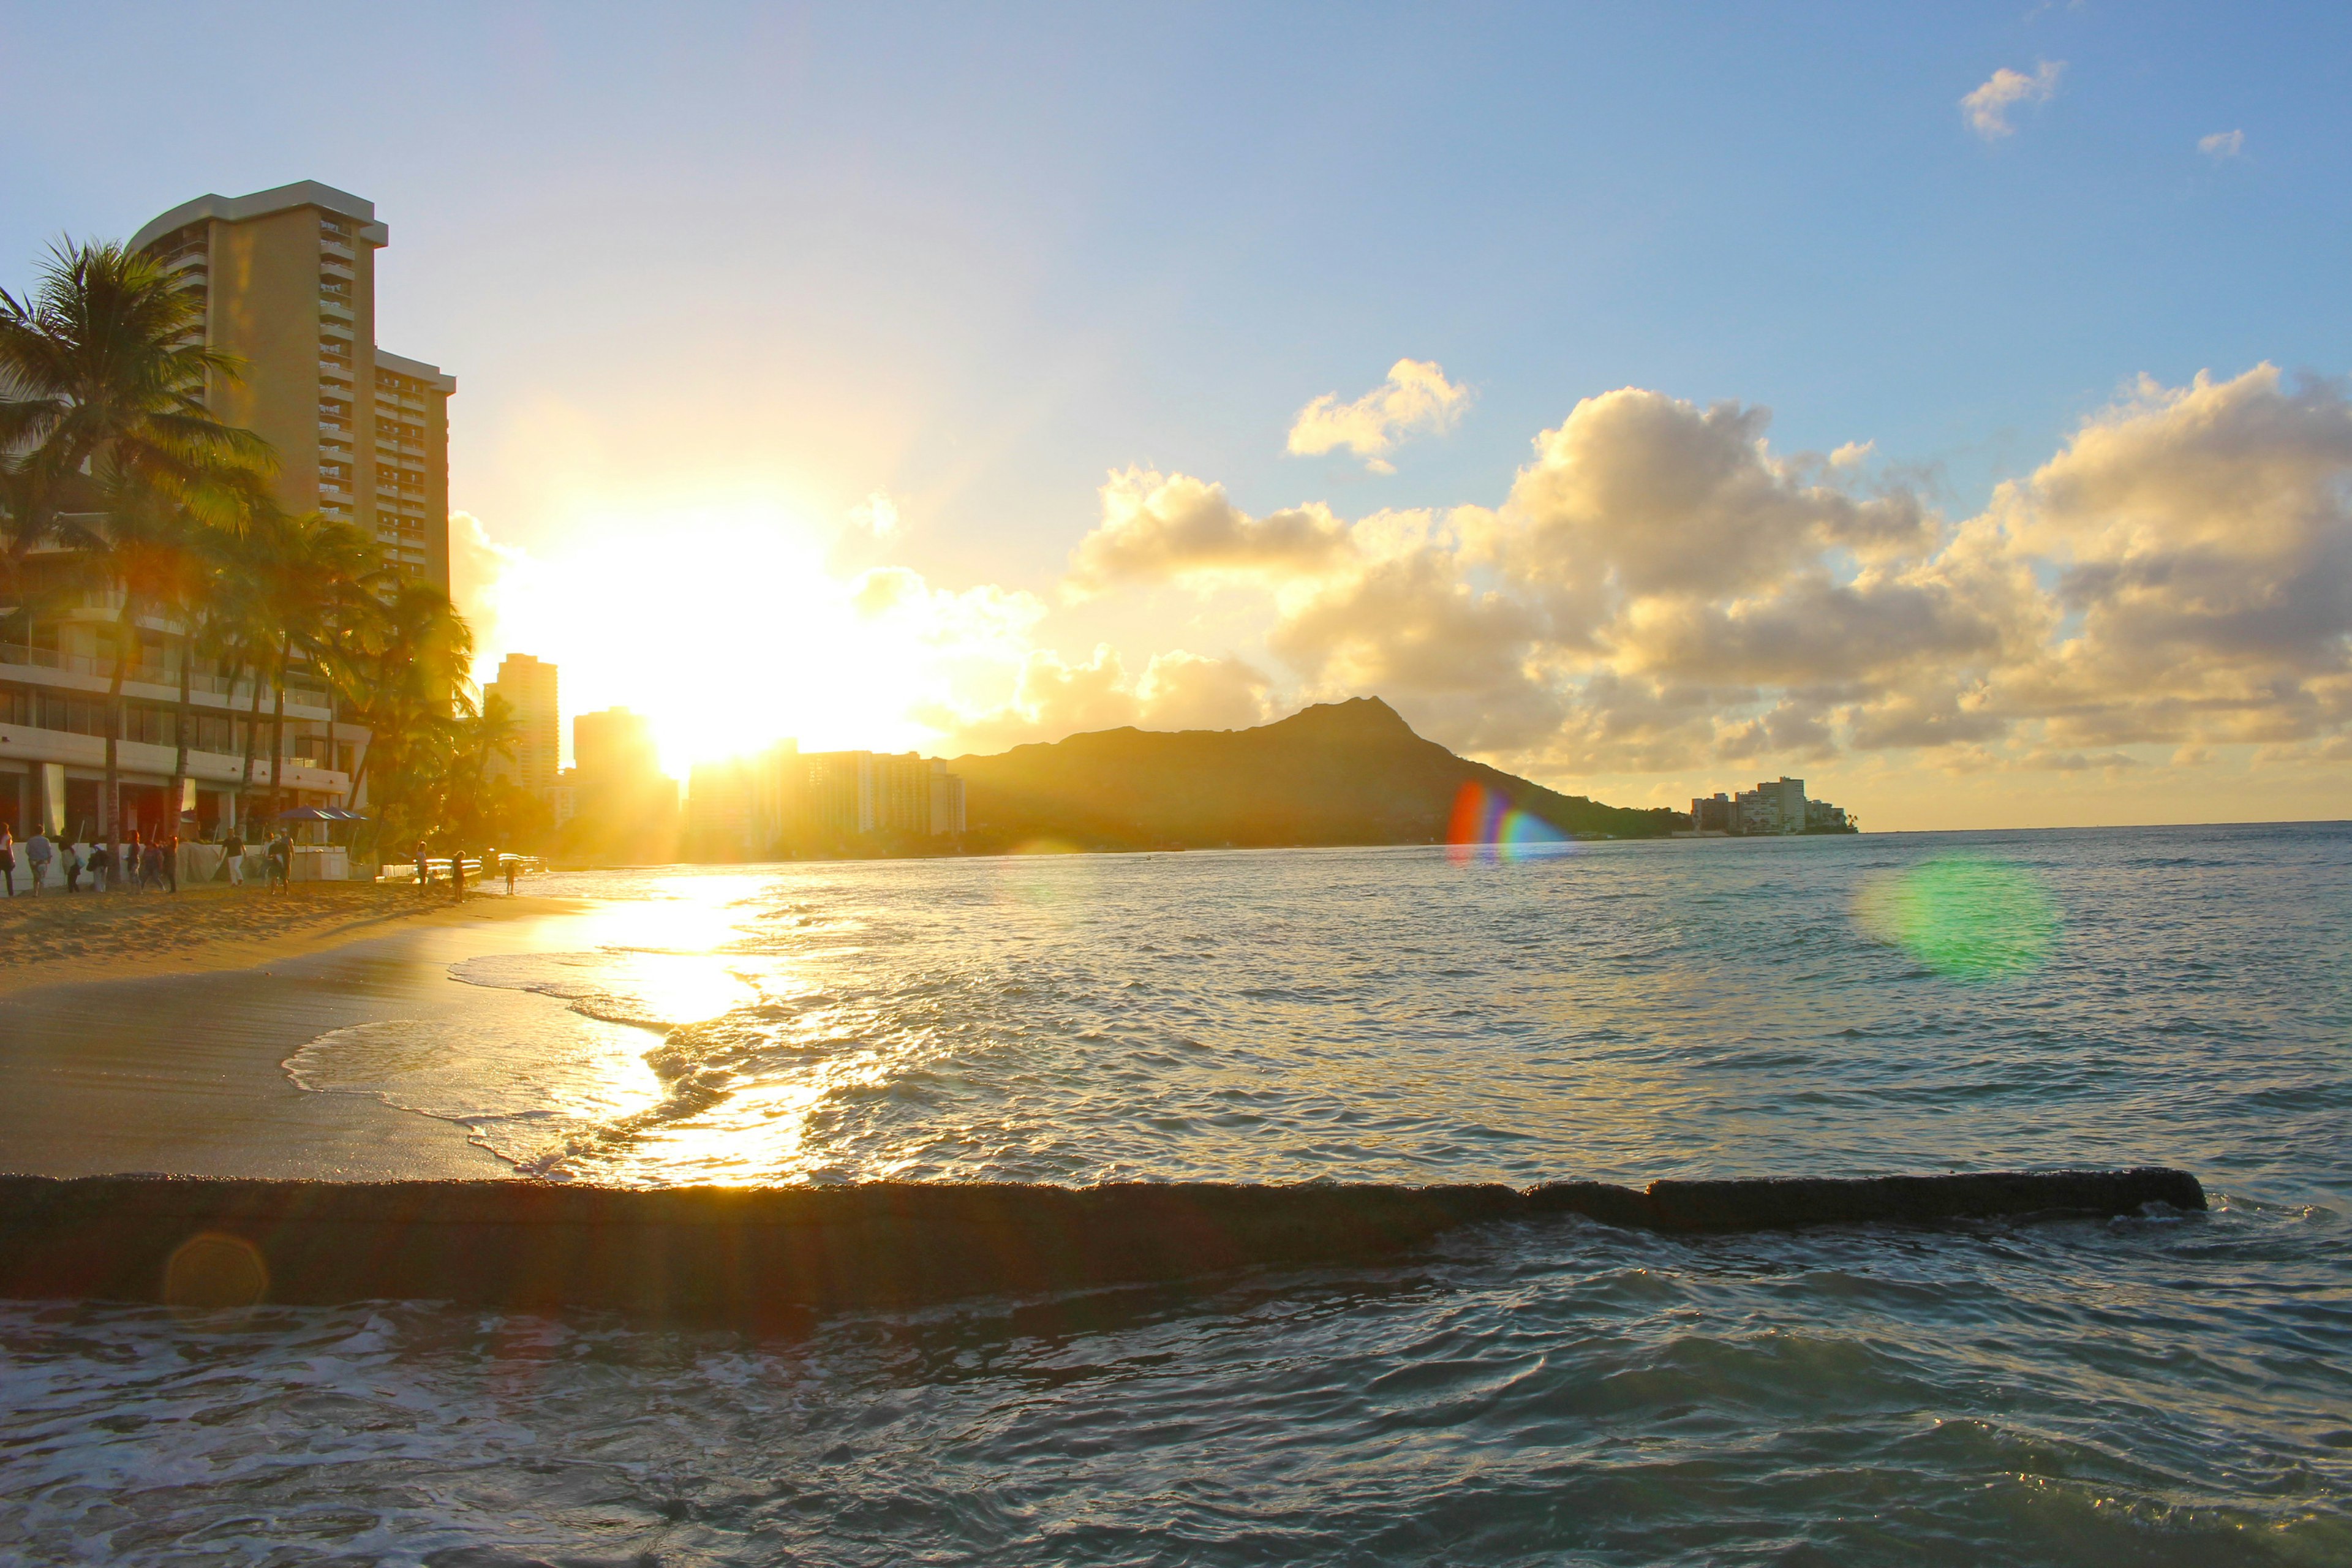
(4, 824, 2348, 1564)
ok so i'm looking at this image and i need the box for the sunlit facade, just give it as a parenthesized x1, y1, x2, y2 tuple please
(0, 582, 357, 841)
(130, 180, 455, 589)
(484, 652, 561, 794)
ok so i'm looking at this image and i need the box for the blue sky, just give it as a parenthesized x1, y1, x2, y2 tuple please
(6, 4, 2350, 824)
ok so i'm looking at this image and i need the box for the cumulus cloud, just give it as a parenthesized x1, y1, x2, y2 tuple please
(1287, 359, 1472, 470)
(821, 364, 2350, 826)
(2199, 129, 2245, 162)
(1046, 368, 2350, 793)
(937, 646, 1275, 753)
(1988, 364, 2352, 748)
(1066, 467, 1351, 589)
(1961, 61, 2063, 140)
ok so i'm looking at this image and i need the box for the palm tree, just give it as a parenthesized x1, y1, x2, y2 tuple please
(0, 239, 265, 569)
(233, 508, 376, 827)
(0, 239, 270, 861)
(339, 580, 473, 857)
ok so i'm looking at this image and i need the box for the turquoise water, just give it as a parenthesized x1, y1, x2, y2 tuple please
(2, 824, 2348, 1563)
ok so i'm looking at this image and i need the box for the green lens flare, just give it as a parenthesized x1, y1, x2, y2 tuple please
(1856, 856, 2060, 980)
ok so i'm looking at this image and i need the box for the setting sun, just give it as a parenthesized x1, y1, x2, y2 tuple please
(464, 502, 1030, 775)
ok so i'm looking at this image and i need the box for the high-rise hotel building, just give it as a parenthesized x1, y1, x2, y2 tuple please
(130, 181, 454, 588)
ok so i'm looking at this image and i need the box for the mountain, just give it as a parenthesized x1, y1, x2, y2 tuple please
(948, 697, 1678, 851)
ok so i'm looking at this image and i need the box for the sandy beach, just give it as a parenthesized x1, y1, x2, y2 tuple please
(0, 880, 578, 997)
(0, 887, 618, 1182)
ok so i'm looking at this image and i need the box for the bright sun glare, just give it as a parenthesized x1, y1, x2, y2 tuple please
(473, 504, 959, 775)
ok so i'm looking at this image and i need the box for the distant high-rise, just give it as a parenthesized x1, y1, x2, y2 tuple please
(574, 707, 662, 786)
(484, 653, 560, 794)
(130, 181, 454, 589)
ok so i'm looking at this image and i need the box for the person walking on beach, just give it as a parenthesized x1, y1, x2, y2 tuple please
(24, 827, 52, 896)
(414, 840, 430, 892)
(1, 823, 15, 897)
(122, 832, 143, 894)
(450, 844, 466, 902)
(86, 839, 108, 893)
(140, 831, 169, 892)
(222, 826, 244, 887)
(266, 831, 292, 894)
(62, 841, 82, 893)
(157, 830, 179, 894)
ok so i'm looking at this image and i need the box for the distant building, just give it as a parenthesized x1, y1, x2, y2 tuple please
(1683, 775, 1855, 835)
(484, 654, 560, 794)
(796, 750, 965, 843)
(566, 707, 676, 859)
(1689, 792, 1736, 833)
(1735, 777, 1807, 835)
(131, 181, 454, 589)
(574, 707, 662, 786)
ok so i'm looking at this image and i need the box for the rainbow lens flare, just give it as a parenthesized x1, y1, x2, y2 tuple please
(1855, 855, 2061, 981)
(1447, 782, 1573, 864)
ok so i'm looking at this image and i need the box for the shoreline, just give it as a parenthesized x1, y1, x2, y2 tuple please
(0, 895, 625, 1182)
(0, 883, 584, 998)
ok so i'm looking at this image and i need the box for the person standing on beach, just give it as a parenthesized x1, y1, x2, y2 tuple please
(450, 845, 466, 902)
(24, 827, 52, 896)
(122, 832, 142, 894)
(266, 831, 292, 894)
(222, 826, 244, 887)
(505, 853, 519, 895)
(140, 831, 168, 892)
(86, 839, 107, 893)
(62, 842, 82, 893)
(414, 840, 430, 892)
(0, 823, 14, 897)
(159, 829, 178, 894)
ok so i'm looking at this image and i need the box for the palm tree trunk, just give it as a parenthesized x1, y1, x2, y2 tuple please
(103, 595, 134, 888)
(170, 622, 194, 842)
(236, 650, 263, 834)
(266, 634, 290, 824)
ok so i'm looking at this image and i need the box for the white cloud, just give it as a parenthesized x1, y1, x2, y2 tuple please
(1066, 467, 1352, 590)
(1961, 61, 2064, 140)
(2199, 129, 2245, 162)
(935, 646, 1275, 753)
(1287, 358, 1472, 469)
(849, 490, 900, 536)
(1038, 369, 2352, 796)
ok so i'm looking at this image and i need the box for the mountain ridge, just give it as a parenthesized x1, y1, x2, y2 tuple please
(948, 697, 1678, 851)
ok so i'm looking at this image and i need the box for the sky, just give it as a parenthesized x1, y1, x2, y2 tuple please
(4, 2, 2350, 828)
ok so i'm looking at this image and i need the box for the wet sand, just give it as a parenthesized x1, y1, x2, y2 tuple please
(0, 896, 617, 1182)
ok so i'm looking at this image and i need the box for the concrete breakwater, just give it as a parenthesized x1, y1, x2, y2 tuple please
(0, 1169, 2205, 1319)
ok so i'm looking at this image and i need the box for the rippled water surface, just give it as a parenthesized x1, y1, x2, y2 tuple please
(5, 824, 2348, 1564)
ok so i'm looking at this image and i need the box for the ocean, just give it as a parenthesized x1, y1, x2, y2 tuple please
(2, 824, 2347, 1564)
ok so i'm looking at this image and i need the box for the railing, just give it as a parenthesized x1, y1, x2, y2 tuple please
(0, 642, 330, 703)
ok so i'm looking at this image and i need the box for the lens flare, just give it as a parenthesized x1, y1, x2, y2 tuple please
(1855, 855, 2060, 981)
(1447, 782, 1572, 864)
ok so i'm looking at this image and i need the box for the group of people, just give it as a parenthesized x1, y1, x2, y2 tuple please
(411, 842, 523, 899)
(0, 823, 296, 897)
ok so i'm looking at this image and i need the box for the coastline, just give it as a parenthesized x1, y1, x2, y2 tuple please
(0, 882, 583, 998)
(0, 893, 618, 1183)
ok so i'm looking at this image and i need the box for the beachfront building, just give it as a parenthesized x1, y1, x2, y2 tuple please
(0, 594, 360, 841)
(1736, 777, 1809, 835)
(484, 653, 560, 794)
(1683, 777, 1856, 835)
(130, 181, 455, 590)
